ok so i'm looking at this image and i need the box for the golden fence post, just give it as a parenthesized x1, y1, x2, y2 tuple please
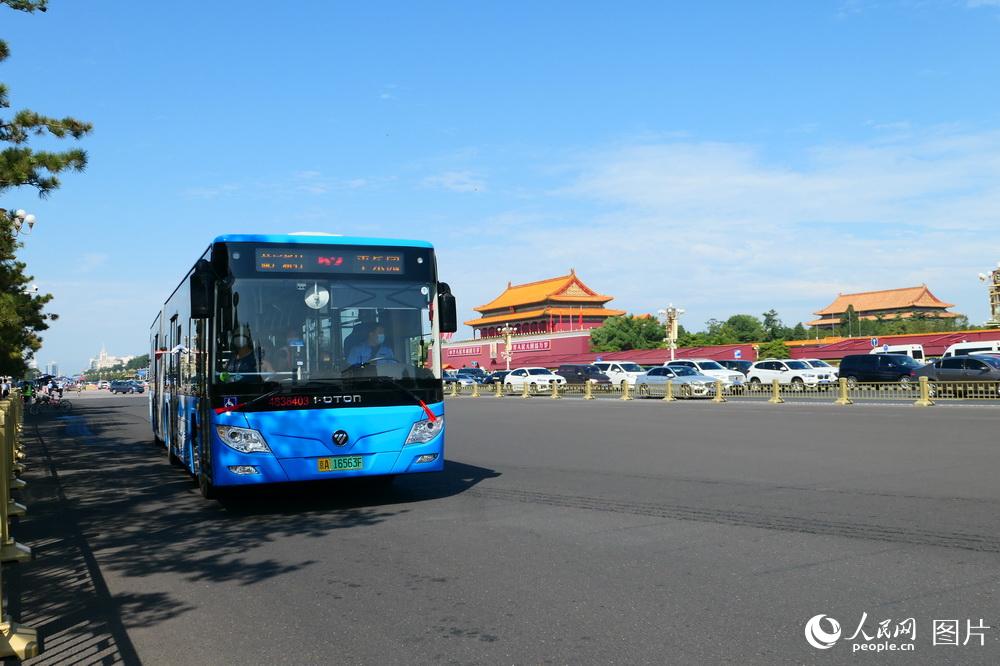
(768, 379, 784, 404)
(521, 381, 531, 399)
(495, 380, 503, 398)
(0, 405, 29, 564)
(448, 381, 458, 398)
(712, 380, 726, 403)
(0, 392, 38, 660)
(834, 377, 853, 406)
(662, 380, 676, 402)
(620, 381, 633, 401)
(584, 380, 594, 400)
(550, 381, 561, 399)
(470, 381, 480, 398)
(0, 555, 39, 659)
(914, 375, 935, 407)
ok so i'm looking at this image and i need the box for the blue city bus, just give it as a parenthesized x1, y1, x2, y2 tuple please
(149, 233, 457, 499)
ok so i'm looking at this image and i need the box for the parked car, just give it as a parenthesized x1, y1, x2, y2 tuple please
(110, 380, 144, 394)
(915, 355, 1000, 386)
(666, 359, 744, 386)
(869, 344, 925, 362)
(746, 359, 835, 389)
(717, 359, 752, 376)
(836, 354, 923, 387)
(443, 371, 475, 388)
(456, 367, 488, 383)
(635, 366, 716, 398)
(800, 358, 839, 378)
(941, 340, 1000, 358)
(481, 370, 511, 385)
(556, 364, 612, 385)
(97, 380, 110, 390)
(591, 361, 646, 388)
(504, 367, 566, 392)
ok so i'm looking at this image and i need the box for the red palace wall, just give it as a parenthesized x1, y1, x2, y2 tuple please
(442, 329, 1000, 370)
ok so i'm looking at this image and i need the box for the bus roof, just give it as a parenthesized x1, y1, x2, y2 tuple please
(213, 233, 433, 249)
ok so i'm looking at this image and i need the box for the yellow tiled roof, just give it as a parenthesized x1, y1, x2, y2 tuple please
(815, 285, 955, 316)
(807, 311, 959, 327)
(475, 270, 613, 312)
(465, 306, 626, 328)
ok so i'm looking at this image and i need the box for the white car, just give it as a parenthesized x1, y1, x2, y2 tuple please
(591, 361, 646, 388)
(666, 359, 744, 386)
(746, 359, 835, 389)
(504, 367, 566, 392)
(800, 358, 839, 378)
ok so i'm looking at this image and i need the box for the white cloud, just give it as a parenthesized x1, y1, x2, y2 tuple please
(440, 129, 1000, 336)
(422, 171, 486, 193)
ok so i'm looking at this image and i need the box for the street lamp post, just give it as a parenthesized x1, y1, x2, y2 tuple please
(979, 262, 1000, 328)
(499, 323, 518, 371)
(658, 304, 685, 362)
(1, 209, 37, 236)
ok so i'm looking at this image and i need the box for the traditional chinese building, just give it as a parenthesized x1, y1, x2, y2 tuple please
(465, 270, 626, 338)
(807, 285, 960, 330)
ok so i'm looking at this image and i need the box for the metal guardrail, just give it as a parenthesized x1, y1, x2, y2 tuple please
(0, 392, 38, 660)
(447, 376, 1000, 407)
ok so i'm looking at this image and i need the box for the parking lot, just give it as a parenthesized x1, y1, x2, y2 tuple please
(10, 394, 1000, 663)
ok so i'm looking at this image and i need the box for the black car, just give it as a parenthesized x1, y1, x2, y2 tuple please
(718, 359, 752, 376)
(837, 354, 923, 387)
(482, 370, 511, 385)
(556, 364, 612, 384)
(456, 367, 488, 383)
(110, 380, 144, 394)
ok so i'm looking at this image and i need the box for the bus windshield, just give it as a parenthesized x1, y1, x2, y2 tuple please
(214, 277, 437, 390)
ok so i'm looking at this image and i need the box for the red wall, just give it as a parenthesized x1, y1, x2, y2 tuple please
(444, 330, 1000, 370)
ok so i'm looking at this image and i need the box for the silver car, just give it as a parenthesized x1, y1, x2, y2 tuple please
(635, 366, 717, 398)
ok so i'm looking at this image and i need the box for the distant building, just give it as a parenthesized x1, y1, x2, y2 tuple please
(44, 361, 59, 377)
(465, 270, 626, 338)
(89, 345, 134, 370)
(807, 285, 960, 330)
(442, 270, 627, 370)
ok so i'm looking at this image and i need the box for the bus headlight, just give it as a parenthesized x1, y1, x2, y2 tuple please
(405, 417, 444, 445)
(215, 425, 271, 454)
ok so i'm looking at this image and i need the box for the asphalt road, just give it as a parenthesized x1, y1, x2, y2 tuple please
(11, 395, 1000, 664)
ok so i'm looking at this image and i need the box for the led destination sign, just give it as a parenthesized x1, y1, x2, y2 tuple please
(255, 247, 405, 275)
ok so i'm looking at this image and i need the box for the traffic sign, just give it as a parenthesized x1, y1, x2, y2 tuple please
(882, 344, 890, 352)
(734, 349, 742, 359)
(870, 337, 879, 348)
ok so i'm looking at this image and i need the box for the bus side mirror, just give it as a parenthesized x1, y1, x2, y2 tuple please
(191, 259, 216, 318)
(437, 282, 457, 333)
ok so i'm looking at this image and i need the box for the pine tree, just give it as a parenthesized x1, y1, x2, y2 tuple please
(0, 0, 92, 376)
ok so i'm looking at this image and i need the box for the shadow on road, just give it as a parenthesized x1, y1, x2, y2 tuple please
(12, 399, 497, 664)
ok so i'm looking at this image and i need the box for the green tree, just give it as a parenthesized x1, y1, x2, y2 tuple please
(761, 309, 783, 341)
(590, 315, 666, 352)
(756, 340, 790, 359)
(0, 0, 92, 377)
(720, 314, 766, 343)
(126, 354, 149, 370)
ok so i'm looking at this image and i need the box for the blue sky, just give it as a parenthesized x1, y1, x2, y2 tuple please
(5, 1, 1000, 373)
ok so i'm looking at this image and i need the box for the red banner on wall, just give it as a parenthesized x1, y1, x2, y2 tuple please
(446, 346, 483, 357)
(511, 340, 551, 352)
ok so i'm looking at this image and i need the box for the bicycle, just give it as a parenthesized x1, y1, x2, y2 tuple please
(28, 395, 73, 416)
